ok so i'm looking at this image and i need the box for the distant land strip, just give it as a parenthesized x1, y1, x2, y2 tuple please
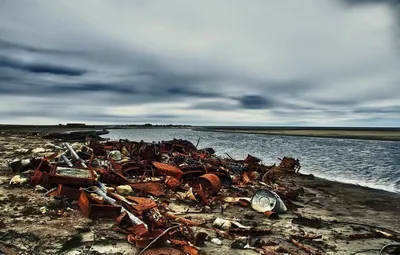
(193, 127, 400, 141)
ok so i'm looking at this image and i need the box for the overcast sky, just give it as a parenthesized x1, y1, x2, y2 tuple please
(1, 0, 399, 126)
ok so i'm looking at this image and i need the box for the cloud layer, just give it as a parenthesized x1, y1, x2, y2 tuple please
(1, 0, 399, 126)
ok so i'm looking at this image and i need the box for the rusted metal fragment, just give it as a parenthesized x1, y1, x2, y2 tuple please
(242, 171, 250, 184)
(291, 238, 322, 255)
(278, 157, 301, 172)
(116, 212, 131, 226)
(170, 239, 190, 246)
(234, 199, 251, 207)
(125, 196, 157, 211)
(194, 184, 209, 205)
(162, 212, 203, 226)
(127, 229, 168, 248)
(192, 173, 221, 195)
(152, 162, 183, 179)
(47, 184, 81, 200)
(244, 154, 261, 164)
(77, 191, 121, 219)
(127, 223, 148, 236)
(182, 245, 200, 255)
(264, 211, 279, 219)
(96, 169, 128, 185)
(129, 182, 165, 197)
(141, 247, 185, 255)
(31, 166, 96, 188)
(165, 176, 181, 190)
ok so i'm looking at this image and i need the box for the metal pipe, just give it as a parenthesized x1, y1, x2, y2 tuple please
(61, 154, 73, 167)
(64, 142, 87, 168)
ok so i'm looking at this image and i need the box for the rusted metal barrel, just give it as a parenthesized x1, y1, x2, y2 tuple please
(152, 162, 183, 180)
(193, 173, 221, 195)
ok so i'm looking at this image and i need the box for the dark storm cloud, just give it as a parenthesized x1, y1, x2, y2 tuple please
(237, 95, 275, 109)
(165, 87, 219, 98)
(54, 84, 135, 94)
(0, 56, 86, 76)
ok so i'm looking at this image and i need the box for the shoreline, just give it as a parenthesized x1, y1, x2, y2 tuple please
(193, 128, 400, 142)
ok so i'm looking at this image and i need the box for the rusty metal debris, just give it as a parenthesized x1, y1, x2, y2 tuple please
(11, 136, 315, 253)
(290, 238, 322, 255)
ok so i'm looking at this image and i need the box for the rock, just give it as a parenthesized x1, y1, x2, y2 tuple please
(34, 185, 47, 193)
(109, 150, 122, 161)
(230, 236, 249, 249)
(210, 238, 222, 245)
(213, 218, 232, 230)
(9, 175, 28, 185)
(32, 147, 46, 154)
(116, 185, 133, 196)
(15, 148, 30, 154)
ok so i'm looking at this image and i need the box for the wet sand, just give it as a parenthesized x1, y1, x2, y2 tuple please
(195, 127, 400, 141)
(0, 133, 399, 254)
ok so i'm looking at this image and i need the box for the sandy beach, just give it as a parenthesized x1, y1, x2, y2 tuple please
(0, 132, 399, 255)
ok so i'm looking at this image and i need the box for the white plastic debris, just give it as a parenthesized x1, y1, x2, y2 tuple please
(9, 175, 28, 185)
(116, 185, 133, 196)
(108, 150, 122, 161)
(213, 218, 251, 231)
(210, 238, 222, 245)
(39, 207, 47, 214)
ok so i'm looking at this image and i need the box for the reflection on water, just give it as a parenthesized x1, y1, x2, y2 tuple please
(103, 128, 400, 193)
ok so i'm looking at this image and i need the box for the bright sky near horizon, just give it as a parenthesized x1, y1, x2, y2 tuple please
(0, 0, 399, 126)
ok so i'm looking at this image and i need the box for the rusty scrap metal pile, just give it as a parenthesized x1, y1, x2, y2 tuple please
(15, 138, 306, 254)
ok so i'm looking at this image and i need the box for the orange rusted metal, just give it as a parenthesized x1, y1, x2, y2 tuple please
(125, 196, 157, 211)
(242, 171, 250, 184)
(169, 239, 189, 246)
(264, 211, 279, 219)
(291, 238, 322, 255)
(129, 182, 165, 197)
(192, 173, 221, 195)
(127, 223, 148, 236)
(165, 176, 181, 190)
(182, 245, 200, 255)
(127, 229, 168, 248)
(162, 212, 202, 226)
(116, 212, 131, 225)
(152, 162, 183, 179)
(77, 191, 121, 219)
(51, 184, 81, 200)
